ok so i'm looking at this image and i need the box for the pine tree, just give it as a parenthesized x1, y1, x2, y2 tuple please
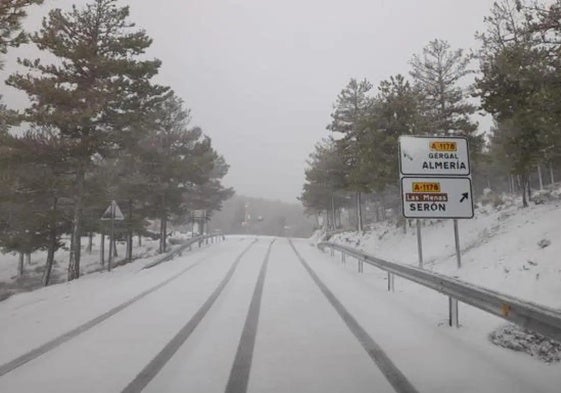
(410, 39, 479, 138)
(185, 154, 234, 222)
(0, 0, 43, 132)
(358, 75, 425, 192)
(299, 139, 350, 230)
(475, 0, 550, 206)
(0, 130, 70, 283)
(0, 0, 43, 56)
(136, 93, 221, 252)
(7, 0, 167, 280)
(327, 78, 373, 231)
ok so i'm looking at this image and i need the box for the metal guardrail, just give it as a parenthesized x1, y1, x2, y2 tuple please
(324, 228, 355, 241)
(318, 241, 561, 342)
(144, 233, 225, 269)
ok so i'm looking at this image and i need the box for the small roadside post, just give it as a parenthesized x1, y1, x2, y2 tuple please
(399, 135, 474, 327)
(100, 200, 125, 272)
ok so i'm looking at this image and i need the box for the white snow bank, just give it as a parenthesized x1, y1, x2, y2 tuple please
(329, 195, 561, 309)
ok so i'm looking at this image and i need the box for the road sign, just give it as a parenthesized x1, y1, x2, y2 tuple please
(399, 136, 470, 176)
(192, 210, 206, 219)
(401, 177, 474, 219)
(100, 200, 125, 221)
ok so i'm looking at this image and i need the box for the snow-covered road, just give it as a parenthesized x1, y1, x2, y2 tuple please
(0, 237, 559, 392)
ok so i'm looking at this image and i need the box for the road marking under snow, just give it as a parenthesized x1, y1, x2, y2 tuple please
(289, 240, 419, 393)
(121, 240, 258, 393)
(225, 239, 274, 393)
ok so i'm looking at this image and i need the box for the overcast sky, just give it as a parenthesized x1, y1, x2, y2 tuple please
(1, 0, 495, 202)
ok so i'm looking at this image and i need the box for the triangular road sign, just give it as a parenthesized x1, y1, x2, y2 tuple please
(100, 200, 125, 221)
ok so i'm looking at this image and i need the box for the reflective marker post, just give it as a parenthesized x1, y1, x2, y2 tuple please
(449, 297, 459, 327)
(387, 272, 395, 292)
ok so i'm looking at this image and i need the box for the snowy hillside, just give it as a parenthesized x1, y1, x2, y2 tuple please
(329, 188, 561, 310)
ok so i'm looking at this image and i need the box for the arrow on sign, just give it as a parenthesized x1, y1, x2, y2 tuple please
(460, 193, 469, 203)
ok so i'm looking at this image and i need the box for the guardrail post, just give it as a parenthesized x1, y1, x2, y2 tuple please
(330, 247, 334, 257)
(341, 252, 346, 264)
(387, 272, 395, 292)
(449, 297, 459, 327)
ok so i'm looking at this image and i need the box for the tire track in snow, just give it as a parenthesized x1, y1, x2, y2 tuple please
(121, 239, 258, 393)
(0, 242, 239, 378)
(224, 239, 275, 393)
(289, 240, 419, 393)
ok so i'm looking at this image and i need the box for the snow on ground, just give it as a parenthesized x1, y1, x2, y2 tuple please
(0, 238, 255, 393)
(0, 236, 559, 392)
(0, 232, 196, 300)
(329, 190, 561, 309)
(324, 188, 561, 365)
(296, 240, 561, 392)
(0, 237, 252, 366)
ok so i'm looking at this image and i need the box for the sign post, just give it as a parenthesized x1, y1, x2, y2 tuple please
(100, 200, 125, 272)
(416, 220, 423, 268)
(191, 210, 207, 238)
(399, 136, 474, 328)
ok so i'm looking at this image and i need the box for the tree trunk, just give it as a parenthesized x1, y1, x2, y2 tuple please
(138, 234, 142, 247)
(521, 173, 529, 208)
(68, 165, 85, 281)
(356, 191, 363, 232)
(537, 165, 544, 190)
(43, 196, 58, 287)
(511, 175, 515, 194)
(25, 253, 31, 265)
(18, 252, 24, 277)
(159, 193, 167, 253)
(100, 232, 105, 267)
(163, 215, 168, 251)
(87, 232, 93, 254)
(113, 237, 118, 257)
(126, 199, 133, 262)
(330, 193, 336, 231)
(550, 163, 555, 185)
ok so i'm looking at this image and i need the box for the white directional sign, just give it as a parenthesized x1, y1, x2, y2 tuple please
(399, 136, 470, 176)
(401, 177, 474, 219)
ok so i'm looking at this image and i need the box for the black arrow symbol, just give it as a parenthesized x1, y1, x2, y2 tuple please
(460, 193, 469, 203)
